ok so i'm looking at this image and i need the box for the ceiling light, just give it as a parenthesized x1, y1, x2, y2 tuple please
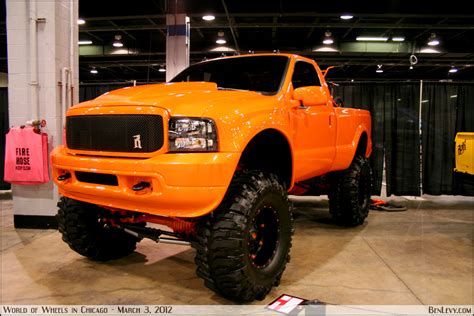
(158, 67, 166, 72)
(376, 65, 383, 73)
(216, 31, 226, 45)
(313, 46, 339, 52)
(113, 35, 123, 47)
(392, 37, 405, 42)
(90, 68, 98, 74)
(340, 14, 353, 20)
(420, 47, 440, 53)
(449, 67, 459, 73)
(428, 33, 440, 46)
(78, 18, 85, 25)
(78, 40, 93, 45)
(356, 37, 389, 42)
(322, 31, 334, 45)
(210, 46, 236, 52)
(202, 15, 215, 21)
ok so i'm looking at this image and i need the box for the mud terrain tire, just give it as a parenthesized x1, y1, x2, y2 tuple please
(193, 170, 293, 302)
(57, 197, 140, 261)
(329, 155, 372, 227)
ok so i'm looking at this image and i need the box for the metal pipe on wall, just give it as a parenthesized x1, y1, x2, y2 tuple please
(60, 68, 70, 144)
(57, 0, 76, 145)
(419, 79, 424, 193)
(69, 0, 75, 105)
(28, 0, 39, 120)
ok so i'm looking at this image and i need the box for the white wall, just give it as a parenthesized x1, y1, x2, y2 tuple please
(6, 0, 78, 217)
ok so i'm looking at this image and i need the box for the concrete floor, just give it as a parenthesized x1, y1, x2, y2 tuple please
(1, 191, 473, 305)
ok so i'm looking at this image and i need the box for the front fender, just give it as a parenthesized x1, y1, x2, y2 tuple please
(204, 97, 292, 153)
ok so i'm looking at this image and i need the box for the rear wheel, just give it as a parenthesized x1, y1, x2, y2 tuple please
(57, 197, 140, 261)
(193, 170, 293, 302)
(329, 155, 372, 226)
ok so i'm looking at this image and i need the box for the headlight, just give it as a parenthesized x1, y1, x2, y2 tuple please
(168, 117, 218, 152)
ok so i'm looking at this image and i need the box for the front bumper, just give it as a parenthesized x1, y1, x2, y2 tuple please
(51, 146, 240, 217)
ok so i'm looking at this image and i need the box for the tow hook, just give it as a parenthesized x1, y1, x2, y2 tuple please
(57, 173, 71, 181)
(132, 181, 151, 191)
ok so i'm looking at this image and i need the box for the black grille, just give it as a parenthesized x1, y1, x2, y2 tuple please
(75, 171, 118, 186)
(66, 115, 164, 153)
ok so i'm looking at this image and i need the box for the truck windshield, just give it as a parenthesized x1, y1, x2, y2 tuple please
(170, 55, 289, 95)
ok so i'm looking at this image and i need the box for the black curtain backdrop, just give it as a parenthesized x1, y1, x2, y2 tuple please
(79, 84, 128, 102)
(383, 84, 421, 196)
(333, 83, 421, 196)
(334, 81, 474, 197)
(422, 83, 474, 195)
(0, 87, 10, 190)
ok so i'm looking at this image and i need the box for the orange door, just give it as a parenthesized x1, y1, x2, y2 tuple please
(290, 61, 336, 180)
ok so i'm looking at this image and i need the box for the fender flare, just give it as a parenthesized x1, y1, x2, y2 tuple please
(352, 124, 372, 158)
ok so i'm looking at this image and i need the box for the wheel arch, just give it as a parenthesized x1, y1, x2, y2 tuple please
(238, 128, 293, 189)
(355, 131, 369, 158)
(352, 123, 372, 160)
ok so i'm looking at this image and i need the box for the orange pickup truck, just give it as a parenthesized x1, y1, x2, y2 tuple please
(51, 53, 372, 302)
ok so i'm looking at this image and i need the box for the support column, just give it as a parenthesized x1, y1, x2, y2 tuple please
(165, 3, 190, 81)
(6, 0, 79, 228)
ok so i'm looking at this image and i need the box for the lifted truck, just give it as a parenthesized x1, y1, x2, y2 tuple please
(52, 54, 372, 302)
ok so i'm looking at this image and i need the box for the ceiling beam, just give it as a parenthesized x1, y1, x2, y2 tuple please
(85, 31, 104, 43)
(221, 0, 240, 51)
(81, 56, 473, 68)
(272, 16, 278, 40)
(83, 61, 472, 68)
(342, 19, 360, 39)
(148, 18, 167, 39)
(306, 17, 321, 38)
(80, 22, 474, 32)
(413, 16, 450, 40)
(108, 21, 137, 40)
(81, 13, 474, 21)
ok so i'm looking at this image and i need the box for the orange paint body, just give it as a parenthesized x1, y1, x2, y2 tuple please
(51, 54, 371, 218)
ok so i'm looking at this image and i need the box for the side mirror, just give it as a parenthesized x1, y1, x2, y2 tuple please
(293, 86, 328, 107)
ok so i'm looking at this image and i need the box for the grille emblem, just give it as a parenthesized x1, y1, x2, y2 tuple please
(133, 134, 142, 149)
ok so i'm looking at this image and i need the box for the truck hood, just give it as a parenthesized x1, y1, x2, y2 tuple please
(73, 82, 277, 117)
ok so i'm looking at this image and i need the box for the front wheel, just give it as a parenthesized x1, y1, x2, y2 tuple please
(57, 197, 140, 261)
(329, 155, 372, 227)
(193, 170, 293, 302)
